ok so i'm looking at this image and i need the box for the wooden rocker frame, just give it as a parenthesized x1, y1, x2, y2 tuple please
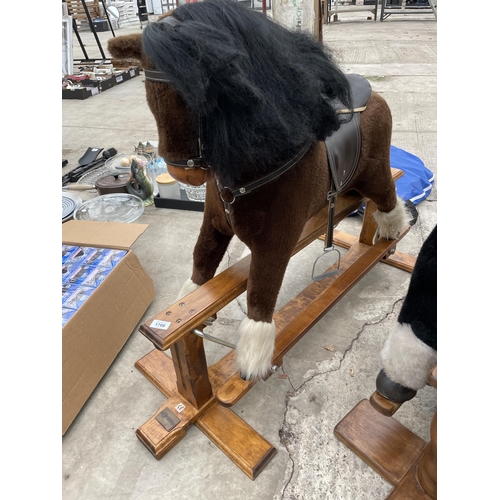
(134, 168, 417, 480)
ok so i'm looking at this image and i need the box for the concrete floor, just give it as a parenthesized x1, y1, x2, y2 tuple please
(62, 7, 437, 500)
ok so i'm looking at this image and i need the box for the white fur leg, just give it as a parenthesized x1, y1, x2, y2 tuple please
(373, 196, 408, 239)
(176, 278, 199, 301)
(380, 323, 437, 391)
(235, 317, 276, 380)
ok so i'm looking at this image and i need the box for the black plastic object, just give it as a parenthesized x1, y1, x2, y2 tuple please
(62, 148, 117, 186)
(78, 147, 103, 166)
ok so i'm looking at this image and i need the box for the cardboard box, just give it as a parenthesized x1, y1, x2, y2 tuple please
(62, 87, 97, 100)
(114, 66, 140, 85)
(62, 220, 155, 435)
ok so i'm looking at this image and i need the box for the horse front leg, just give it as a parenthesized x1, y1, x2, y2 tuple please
(235, 236, 300, 381)
(177, 218, 234, 300)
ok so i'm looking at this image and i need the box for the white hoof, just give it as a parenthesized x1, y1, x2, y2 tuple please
(235, 317, 276, 380)
(380, 323, 437, 391)
(176, 278, 199, 301)
(373, 197, 408, 239)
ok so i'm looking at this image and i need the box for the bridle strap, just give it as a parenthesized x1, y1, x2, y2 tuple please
(143, 69, 171, 83)
(216, 141, 313, 228)
(143, 68, 204, 168)
(217, 140, 313, 205)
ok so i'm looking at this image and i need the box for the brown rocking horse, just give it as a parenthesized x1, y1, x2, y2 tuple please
(108, 0, 408, 381)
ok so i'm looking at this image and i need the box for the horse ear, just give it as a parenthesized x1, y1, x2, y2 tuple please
(108, 34, 144, 63)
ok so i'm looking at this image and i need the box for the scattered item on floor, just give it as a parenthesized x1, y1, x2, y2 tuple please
(105, 152, 150, 171)
(62, 192, 83, 222)
(179, 182, 206, 202)
(62, 220, 154, 435)
(63, 184, 96, 192)
(62, 159, 68, 167)
(94, 173, 130, 195)
(125, 156, 155, 205)
(73, 193, 145, 223)
(75, 164, 120, 187)
(62, 195, 76, 220)
(353, 144, 434, 223)
(135, 141, 156, 157)
(156, 173, 181, 199)
(62, 148, 117, 186)
(62, 64, 141, 100)
(391, 145, 434, 205)
(78, 147, 103, 166)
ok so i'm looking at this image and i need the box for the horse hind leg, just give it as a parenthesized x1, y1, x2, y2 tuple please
(373, 196, 408, 239)
(354, 159, 409, 240)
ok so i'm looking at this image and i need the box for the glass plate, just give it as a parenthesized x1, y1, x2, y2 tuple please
(73, 193, 145, 223)
(76, 165, 116, 186)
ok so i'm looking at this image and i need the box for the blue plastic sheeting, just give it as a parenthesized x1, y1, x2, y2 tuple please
(391, 145, 434, 204)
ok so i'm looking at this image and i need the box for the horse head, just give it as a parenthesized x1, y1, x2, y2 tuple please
(108, 0, 353, 189)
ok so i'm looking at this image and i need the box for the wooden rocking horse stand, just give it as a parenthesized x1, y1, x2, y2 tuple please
(134, 168, 417, 480)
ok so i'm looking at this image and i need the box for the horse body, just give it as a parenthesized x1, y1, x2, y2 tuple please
(108, 0, 408, 380)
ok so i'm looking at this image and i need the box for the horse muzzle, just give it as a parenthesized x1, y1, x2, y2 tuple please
(166, 163, 209, 186)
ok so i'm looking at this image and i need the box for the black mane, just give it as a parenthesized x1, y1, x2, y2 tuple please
(142, 0, 352, 186)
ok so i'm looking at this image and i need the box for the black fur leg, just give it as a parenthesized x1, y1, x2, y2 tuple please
(376, 369, 417, 404)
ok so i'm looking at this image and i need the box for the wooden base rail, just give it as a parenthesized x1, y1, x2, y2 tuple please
(134, 168, 416, 480)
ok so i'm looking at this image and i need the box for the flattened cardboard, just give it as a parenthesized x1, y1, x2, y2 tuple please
(62, 220, 149, 250)
(62, 220, 154, 435)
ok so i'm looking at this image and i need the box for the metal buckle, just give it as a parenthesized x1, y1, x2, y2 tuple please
(219, 187, 236, 204)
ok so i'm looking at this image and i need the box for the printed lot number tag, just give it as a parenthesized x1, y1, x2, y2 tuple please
(150, 319, 171, 330)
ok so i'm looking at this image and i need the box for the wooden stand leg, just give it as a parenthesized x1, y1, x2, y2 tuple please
(134, 347, 277, 480)
(359, 200, 380, 246)
(170, 331, 212, 409)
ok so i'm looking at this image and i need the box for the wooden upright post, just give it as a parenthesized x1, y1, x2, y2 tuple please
(314, 0, 323, 42)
